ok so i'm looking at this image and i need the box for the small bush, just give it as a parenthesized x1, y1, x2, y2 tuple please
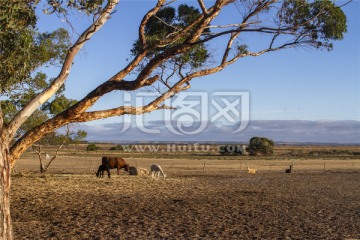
(109, 145, 123, 151)
(247, 137, 274, 156)
(86, 143, 101, 151)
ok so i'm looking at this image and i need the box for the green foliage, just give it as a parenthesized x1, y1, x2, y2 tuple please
(144, 6, 175, 39)
(312, 0, 347, 40)
(46, 95, 78, 115)
(37, 131, 67, 146)
(0, 0, 350, 153)
(0, 29, 35, 93)
(132, 4, 209, 70)
(0, 0, 71, 95)
(1, 100, 49, 137)
(20, 110, 49, 134)
(237, 44, 248, 55)
(87, 143, 101, 151)
(44, 0, 105, 15)
(0, 28, 71, 94)
(0, 100, 16, 125)
(0, 0, 36, 32)
(0, 0, 72, 141)
(72, 130, 87, 144)
(33, 28, 71, 66)
(109, 145, 125, 151)
(279, 0, 347, 50)
(36, 128, 87, 146)
(248, 137, 274, 156)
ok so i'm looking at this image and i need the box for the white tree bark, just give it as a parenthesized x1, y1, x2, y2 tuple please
(5, 0, 119, 142)
(0, 141, 12, 240)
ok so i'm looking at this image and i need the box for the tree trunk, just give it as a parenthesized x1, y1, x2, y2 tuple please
(0, 142, 13, 240)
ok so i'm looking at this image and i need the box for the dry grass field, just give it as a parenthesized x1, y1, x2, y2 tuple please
(10, 144, 360, 239)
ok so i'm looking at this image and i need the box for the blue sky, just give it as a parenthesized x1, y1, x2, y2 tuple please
(37, 1, 360, 143)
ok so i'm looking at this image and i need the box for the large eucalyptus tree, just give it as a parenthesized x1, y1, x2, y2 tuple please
(0, 0, 347, 238)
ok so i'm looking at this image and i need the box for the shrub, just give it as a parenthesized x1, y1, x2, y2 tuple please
(109, 145, 123, 151)
(247, 137, 274, 156)
(86, 143, 101, 151)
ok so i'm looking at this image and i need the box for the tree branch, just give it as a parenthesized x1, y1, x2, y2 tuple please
(197, 0, 208, 15)
(222, 32, 239, 64)
(74, 104, 175, 121)
(72, 46, 275, 123)
(7, 0, 345, 167)
(133, 1, 230, 87)
(44, 125, 71, 170)
(8, 75, 159, 164)
(4, 0, 120, 143)
(139, 0, 166, 50)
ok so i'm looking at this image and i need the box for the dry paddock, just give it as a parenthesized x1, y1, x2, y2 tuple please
(10, 157, 360, 239)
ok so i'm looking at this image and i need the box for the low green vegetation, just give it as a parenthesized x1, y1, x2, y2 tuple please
(86, 143, 102, 152)
(247, 137, 275, 156)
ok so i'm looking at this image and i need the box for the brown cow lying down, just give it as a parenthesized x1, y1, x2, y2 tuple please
(100, 156, 129, 178)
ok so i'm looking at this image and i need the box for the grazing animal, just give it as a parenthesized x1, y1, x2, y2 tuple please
(150, 164, 166, 179)
(101, 156, 129, 178)
(246, 164, 257, 174)
(138, 167, 149, 176)
(129, 167, 150, 176)
(285, 165, 292, 173)
(128, 166, 138, 176)
(96, 164, 107, 178)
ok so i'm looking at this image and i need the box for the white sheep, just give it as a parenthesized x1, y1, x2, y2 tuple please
(246, 164, 257, 174)
(150, 164, 166, 179)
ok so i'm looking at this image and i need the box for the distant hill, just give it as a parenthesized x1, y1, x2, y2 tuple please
(88, 140, 360, 146)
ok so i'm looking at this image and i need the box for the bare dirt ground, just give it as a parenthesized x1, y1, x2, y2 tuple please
(11, 156, 360, 239)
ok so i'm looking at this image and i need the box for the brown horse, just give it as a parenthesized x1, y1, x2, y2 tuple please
(96, 164, 106, 178)
(100, 156, 129, 178)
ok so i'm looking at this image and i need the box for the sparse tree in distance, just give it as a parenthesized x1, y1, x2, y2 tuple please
(248, 137, 275, 156)
(33, 125, 88, 172)
(0, 0, 348, 238)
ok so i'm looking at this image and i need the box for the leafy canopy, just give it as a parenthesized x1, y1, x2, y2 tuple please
(0, 0, 76, 140)
(279, 0, 347, 50)
(0, 0, 349, 158)
(132, 4, 210, 70)
(248, 137, 275, 156)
